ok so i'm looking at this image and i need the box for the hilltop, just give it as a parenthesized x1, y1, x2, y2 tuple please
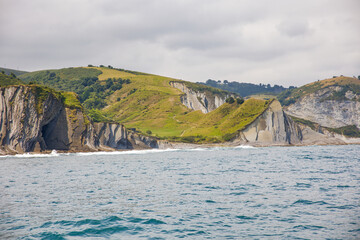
(278, 76, 360, 106)
(200, 79, 291, 97)
(19, 66, 272, 143)
(278, 76, 360, 138)
(0, 67, 28, 76)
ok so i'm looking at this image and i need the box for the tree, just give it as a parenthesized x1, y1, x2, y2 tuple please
(236, 98, 244, 104)
(226, 97, 235, 104)
(88, 64, 94, 67)
(224, 80, 229, 84)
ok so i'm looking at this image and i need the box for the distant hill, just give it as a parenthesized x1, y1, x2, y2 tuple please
(19, 66, 271, 143)
(0, 67, 28, 76)
(199, 79, 293, 97)
(278, 76, 360, 106)
(281, 76, 360, 137)
(0, 72, 24, 86)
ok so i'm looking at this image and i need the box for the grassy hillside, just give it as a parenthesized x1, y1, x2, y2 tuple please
(278, 76, 360, 106)
(1, 72, 82, 112)
(0, 72, 24, 86)
(19, 66, 271, 143)
(0, 67, 28, 76)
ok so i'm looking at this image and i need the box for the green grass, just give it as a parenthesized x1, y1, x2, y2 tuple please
(278, 76, 360, 106)
(99, 66, 271, 142)
(289, 115, 317, 130)
(0, 72, 24, 86)
(18, 66, 271, 142)
(171, 79, 234, 97)
(0, 67, 28, 76)
(325, 125, 360, 138)
(29, 85, 63, 114)
(61, 92, 82, 109)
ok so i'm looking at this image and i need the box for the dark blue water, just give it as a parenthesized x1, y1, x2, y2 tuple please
(1, 145, 359, 239)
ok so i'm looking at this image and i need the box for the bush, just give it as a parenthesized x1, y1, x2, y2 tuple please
(226, 97, 235, 104)
(236, 98, 244, 104)
(223, 132, 237, 141)
(146, 130, 152, 135)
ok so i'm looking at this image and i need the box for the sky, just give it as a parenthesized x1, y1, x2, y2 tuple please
(0, 0, 359, 87)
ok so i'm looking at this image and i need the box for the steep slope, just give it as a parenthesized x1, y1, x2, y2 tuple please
(0, 67, 28, 76)
(0, 72, 24, 86)
(20, 66, 272, 143)
(237, 100, 302, 145)
(279, 76, 360, 129)
(0, 85, 161, 155)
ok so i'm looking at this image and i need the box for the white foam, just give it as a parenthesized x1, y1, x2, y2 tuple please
(234, 145, 255, 149)
(74, 148, 182, 156)
(0, 150, 60, 158)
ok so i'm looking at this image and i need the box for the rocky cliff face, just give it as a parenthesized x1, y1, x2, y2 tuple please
(285, 86, 360, 128)
(236, 100, 302, 145)
(170, 81, 233, 113)
(0, 86, 162, 154)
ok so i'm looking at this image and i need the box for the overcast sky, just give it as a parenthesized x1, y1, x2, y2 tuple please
(0, 0, 359, 86)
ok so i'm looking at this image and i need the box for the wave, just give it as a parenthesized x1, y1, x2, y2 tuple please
(74, 148, 183, 156)
(0, 145, 256, 158)
(0, 150, 60, 158)
(234, 145, 255, 149)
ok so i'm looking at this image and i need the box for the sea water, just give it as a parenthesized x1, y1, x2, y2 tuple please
(0, 145, 359, 239)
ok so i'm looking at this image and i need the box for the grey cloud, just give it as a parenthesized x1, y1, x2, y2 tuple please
(277, 20, 311, 37)
(0, 0, 359, 86)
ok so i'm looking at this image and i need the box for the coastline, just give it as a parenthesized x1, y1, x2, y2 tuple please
(1, 140, 359, 157)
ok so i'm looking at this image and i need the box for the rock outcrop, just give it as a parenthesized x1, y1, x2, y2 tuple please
(0, 86, 162, 155)
(170, 81, 234, 113)
(236, 100, 302, 145)
(285, 86, 360, 128)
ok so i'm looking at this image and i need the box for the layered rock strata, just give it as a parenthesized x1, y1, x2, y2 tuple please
(236, 100, 302, 145)
(0, 86, 161, 154)
(285, 86, 360, 128)
(170, 81, 234, 113)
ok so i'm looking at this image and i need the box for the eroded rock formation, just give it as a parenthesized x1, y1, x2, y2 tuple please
(0, 86, 161, 154)
(170, 81, 233, 113)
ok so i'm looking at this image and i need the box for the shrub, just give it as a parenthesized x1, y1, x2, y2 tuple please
(146, 130, 152, 135)
(236, 98, 244, 104)
(226, 97, 235, 104)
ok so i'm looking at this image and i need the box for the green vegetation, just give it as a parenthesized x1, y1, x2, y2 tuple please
(61, 92, 82, 109)
(0, 67, 28, 76)
(17, 66, 272, 142)
(321, 84, 360, 102)
(0, 72, 24, 86)
(278, 76, 360, 106)
(19, 67, 131, 110)
(86, 109, 112, 123)
(173, 80, 233, 97)
(30, 85, 63, 114)
(289, 115, 360, 138)
(202, 79, 291, 97)
(289, 115, 317, 130)
(325, 125, 360, 138)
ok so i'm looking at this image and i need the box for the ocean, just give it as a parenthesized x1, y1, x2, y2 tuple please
(1, 145, 359, 239)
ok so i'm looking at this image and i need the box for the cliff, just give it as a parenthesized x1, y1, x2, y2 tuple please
(236, 100, 302, 145)
(169, 81, 234, 113)
(0, 86, 162, 155)
(285, 85, 360, 128)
